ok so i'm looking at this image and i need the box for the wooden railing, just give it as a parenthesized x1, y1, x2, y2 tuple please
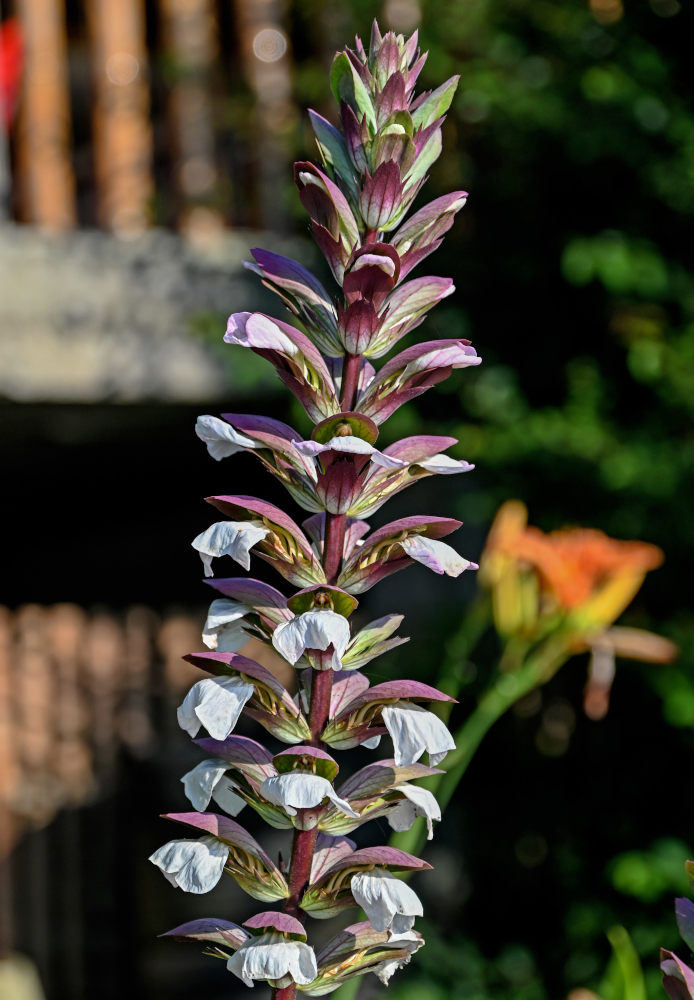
(3, 0, 297, 234)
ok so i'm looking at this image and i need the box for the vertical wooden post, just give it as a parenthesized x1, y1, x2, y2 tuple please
(14, 0, 76, 229)
(159, 0, 221, 235)
(233, 0, 295, 230)
(86, 0, 153, 234)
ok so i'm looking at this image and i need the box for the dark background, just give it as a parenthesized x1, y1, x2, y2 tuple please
(2, 1, 693, 998)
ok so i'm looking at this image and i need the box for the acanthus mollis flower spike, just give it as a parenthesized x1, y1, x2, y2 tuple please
(227, 913, 318, 989)
(225, 312, 340, 422)
(182, 650, 311, 744)
(157, 812, 290, 903)
(202, 494, 326, 587)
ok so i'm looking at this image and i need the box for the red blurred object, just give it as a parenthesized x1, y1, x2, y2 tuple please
(0, 17, 23, 130)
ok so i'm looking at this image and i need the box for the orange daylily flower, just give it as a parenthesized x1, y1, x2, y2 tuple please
(482, 500, 663, 626)
(480, 501, 676, 717)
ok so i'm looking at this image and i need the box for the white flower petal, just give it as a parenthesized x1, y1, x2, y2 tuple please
(177, 676, 254, 740)
(350, 871, 422, 935)
(212, 776, 247, 816)
(372, 932, 423, 985)
(192, 521, 269, 576)
(418, 453, 474, 474)
(181, 758, 230, 811)
(227, 932, 318, 987)
(202, 598, 251, 651)
(272, 611, 351, 670)
(292, 435, 406, 470)
(362, 734, 382, 750)
(149, 835, 229, 894)
(387, 784, 441, 840)
(227, 312, 299, 357)
(260, 773, 359, 819)
(399, 534, 474, 577)
(195, 414, 257, 461)
(382, 704, 456, 767)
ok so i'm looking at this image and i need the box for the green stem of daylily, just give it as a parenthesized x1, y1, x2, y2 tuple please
(390, 635, 571, 859)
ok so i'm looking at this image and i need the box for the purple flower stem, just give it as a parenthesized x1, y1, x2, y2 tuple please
(340, 353, 362, 413)
(273, 512, 346, 1000)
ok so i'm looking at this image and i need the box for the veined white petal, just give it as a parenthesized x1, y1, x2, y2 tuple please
(399, 535, 475, 577)
(260, 773, 359, 819)
(195, 414, 257, 461)
(272, 611, 351, 671)
(292, 435, 406, 470)
(202, 598, 251, 652)
(350, 871, 422, 935)
(227, 312, 300, 358)
(362, 734, 382, 750)
(177, 676, 254, 741)
(202, 599, 249, 647)
(149, 835, 229, 894)
(192, 521, 269, 576)
(418, 453, 474, 474)
(180, 758, 246, 816)
(227, 932, 318, 987)
(212, 776, 246, 816)
(372, 930, 423, 984)
(181, 758, 230, 811)
(382, 703, 456, 767)
(387, 784, 441, 840)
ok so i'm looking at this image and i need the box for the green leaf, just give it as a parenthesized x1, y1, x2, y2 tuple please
(330, 52, 377, 132)
(411, 75, 460, 129)
(599, 925, 647, 1000)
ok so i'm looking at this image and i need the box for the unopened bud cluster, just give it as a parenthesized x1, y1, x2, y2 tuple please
(150, 22, 481, 997)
